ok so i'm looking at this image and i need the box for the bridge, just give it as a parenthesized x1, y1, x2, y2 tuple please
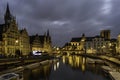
(58, 50, 85, 55)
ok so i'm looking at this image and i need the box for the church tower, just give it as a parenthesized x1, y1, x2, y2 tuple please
(4, 3, 14, 24)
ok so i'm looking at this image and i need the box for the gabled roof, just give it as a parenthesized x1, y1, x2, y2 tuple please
(29, 35, 46, 45)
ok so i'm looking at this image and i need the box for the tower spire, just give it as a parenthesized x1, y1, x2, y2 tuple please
(4, 3, 13, 24)
(6, 3, 11, 15)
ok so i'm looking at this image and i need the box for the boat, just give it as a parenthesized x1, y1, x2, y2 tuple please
(0, 72, 23, 80)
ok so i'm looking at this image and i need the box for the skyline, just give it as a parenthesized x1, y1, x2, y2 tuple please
(0, 0, 120, 47)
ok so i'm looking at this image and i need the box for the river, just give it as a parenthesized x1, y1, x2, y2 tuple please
(22, 55, 111, 80)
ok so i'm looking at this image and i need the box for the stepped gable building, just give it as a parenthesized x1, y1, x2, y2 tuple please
(19, 28, 30, 55)
(30, 30, 52, 53)
(0, 4, 30, 56)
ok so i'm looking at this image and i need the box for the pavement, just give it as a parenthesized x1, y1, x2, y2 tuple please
(99, 55, 120, 65)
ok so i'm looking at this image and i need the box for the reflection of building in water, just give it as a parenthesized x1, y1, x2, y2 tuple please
(82, 57, 86, 72)
(62, 56, 66, 64)
(62, 55, 86, 72)
(53, 61, 60, 71)
(31, 63, 52, 80)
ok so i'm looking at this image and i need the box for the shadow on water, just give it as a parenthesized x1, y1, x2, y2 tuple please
(23, 55, 111, 80)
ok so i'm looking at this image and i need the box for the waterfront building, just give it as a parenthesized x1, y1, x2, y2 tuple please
(29, 30, 52, 53)
(85, 37, 94, 54)
(61, 34, 86, 54)
(0, 4, 22, 56)
(0, 4, 52, 56)
(117, 34, 120, 54)
(110, 39, 117, 55)
(62, 30, 117, 55)
(19, 29, 30, 55)
(0, 4, 31, 56)
(92, 36, 105, 54)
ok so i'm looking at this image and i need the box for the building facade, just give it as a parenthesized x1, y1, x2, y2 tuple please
(30, 30, 52, 53)
(117, 34, 120, 54)
(19, 29, 30, 55)
(61, 34, 86, 54)
(62, 30, 117, 55)
(100, 30, 111, 40)
(0, 4, 31, 56)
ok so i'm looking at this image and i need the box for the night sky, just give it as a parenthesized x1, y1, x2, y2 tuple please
(0, 0, 120, 47)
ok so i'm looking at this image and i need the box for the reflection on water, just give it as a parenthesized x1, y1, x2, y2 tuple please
(23, 55, 110, 80)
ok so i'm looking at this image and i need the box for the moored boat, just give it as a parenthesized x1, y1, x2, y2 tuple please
(0, 72, 23, 80)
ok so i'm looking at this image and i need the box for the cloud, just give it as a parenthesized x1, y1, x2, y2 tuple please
(0, 0, 120, 46)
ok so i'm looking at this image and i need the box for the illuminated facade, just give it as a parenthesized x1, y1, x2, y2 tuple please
(117, 34, 120, 54)
(62, 34, 86, 54)
(0, 4, 31, 56)
(19, 29, 30, 55)
(30, 30, 52, 53)
(62, 31, 117, 55)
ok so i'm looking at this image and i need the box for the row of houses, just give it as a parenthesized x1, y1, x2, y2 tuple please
(62, 30, 120, 55)
(0, 4, 52, 56)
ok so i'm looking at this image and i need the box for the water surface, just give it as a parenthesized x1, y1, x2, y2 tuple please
(23, 55, 110, 80)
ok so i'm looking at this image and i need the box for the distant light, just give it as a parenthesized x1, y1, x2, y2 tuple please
(56, 48, 59, 50)
(32, 51, 42, 55)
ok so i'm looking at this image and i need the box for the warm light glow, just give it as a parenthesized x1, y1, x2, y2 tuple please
(62, 56, 66, 64)
(102, 45, 105, 48)
(56, 48, 59, 50)
(54, 64, 57, 71)
(82, 64, 85, 72)
(15, 40, 18, 43)
(81, 39, 85, 41)
(57, 62, 59, 68)
(109, 43, 111, 46)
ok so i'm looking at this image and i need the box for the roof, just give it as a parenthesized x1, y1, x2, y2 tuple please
(70, 37, 94, 42)
(110, 38, 117, 42)
(70, 37, 82, 42)
(29, 35, 45, 45)
(86, 37, 94, 41)
(94, 35, 104, 38)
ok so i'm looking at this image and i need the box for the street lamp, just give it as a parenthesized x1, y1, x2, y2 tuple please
(15, 40, 18, 43)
